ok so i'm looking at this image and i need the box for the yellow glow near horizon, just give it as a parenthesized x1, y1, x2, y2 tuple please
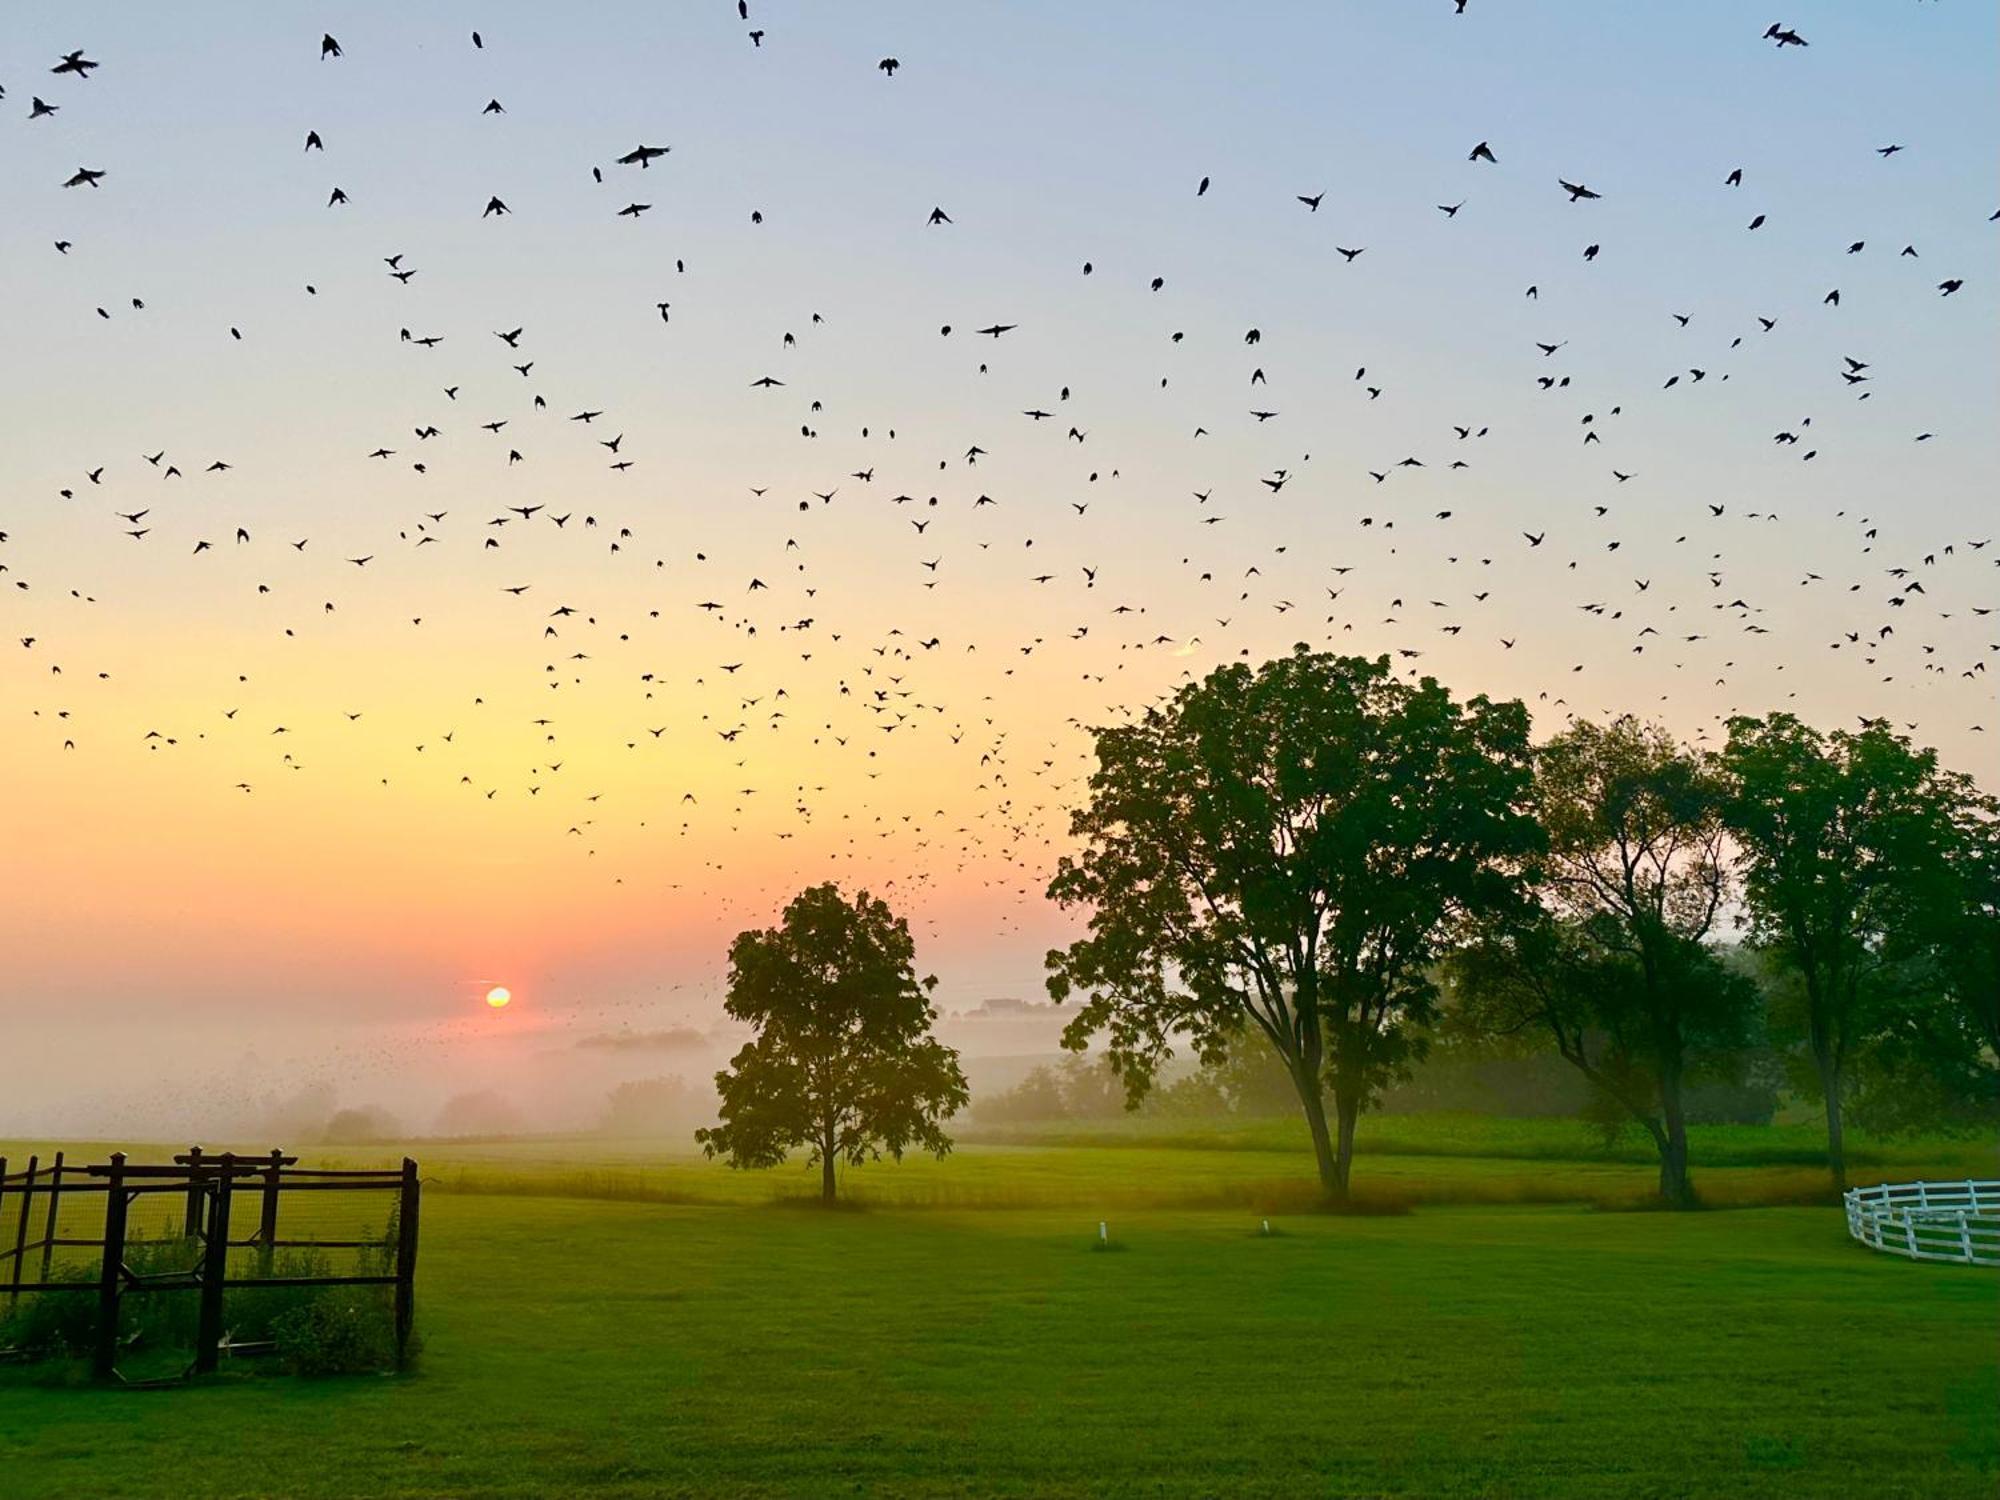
(485, 986, 512, 1009)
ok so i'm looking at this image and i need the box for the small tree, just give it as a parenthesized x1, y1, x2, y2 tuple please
(1510, 716, 1755, 1207)
(697, 884, 968, 1202)
(1721, 713, 1950, 1190)
(1045, 648, 1542, 1200)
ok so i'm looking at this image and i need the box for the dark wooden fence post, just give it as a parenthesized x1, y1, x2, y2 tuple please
(194, 1152, 235, 1375)
(7, 1155, 37, 1312)
(258, 1148, 284, 1267)
(183, 1146, 206, 1238)
(38, 1151, 65, 1286)
(394, 1157, 420, 1369)
(93, 1152, 129, 1383)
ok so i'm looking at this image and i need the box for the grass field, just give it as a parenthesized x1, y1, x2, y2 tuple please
(3, 1118, 1994, 1499)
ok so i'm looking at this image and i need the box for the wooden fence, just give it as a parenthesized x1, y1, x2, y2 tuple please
(1843, 1179, 1999, 1267)
(0, 1147, 419, 1381)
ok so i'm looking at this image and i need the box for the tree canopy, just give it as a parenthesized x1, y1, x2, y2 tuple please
(697, 884, 968, 1202)
(1457, 716, 1759, 1207)
(1863, 777, 2000, 1132)
(1720, 713, 1953, 1186)
(1045, 647, 1542, 1198)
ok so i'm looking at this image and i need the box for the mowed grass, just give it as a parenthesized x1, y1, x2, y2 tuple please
(3, 1120, 1994, 1498)
(305, 1112, 1995, 1214)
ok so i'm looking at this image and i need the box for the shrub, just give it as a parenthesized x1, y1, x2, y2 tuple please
(0, 1263, 97, 1360)
(269, 1288, 399, 1375)
(0, 1231, 203, 1362)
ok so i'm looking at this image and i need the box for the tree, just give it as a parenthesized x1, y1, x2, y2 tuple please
(1450, 908, 1760, 1201)
(1045, 648, 1542, 1199)
(972, 1063, 1069, 1124)
(1483, 716, 1754, 1207)
(320, 1105, 402, 1144)
(1721, 713, 1950, 1190)
(696, 884, 968, 1202)
(1864, 777, 2000, 1132)
(600, 1076, 699, 1137)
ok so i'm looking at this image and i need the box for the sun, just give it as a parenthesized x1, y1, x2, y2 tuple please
(485, 985, 512, 1009)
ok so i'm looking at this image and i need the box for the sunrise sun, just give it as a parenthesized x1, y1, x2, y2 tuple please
(485, 985, 512, 1009)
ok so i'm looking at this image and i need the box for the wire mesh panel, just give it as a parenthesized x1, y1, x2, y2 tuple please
(232, 1175, 403, 1277)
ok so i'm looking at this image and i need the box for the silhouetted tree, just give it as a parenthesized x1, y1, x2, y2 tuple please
(697, 885, 968, 1202)
(1450, 907, 1760, 1203)
(1721, 713, 1953, 1189)
(1458, 717, 1754, 1207)
(1045, 648, 1542, 1200)
(1865, 778, 2000, 1132)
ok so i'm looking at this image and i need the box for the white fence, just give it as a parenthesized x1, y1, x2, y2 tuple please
(1843, 1180, 2000, 1266)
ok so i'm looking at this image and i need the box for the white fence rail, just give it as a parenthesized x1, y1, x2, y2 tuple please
(1843, 1180, 2000, 1266)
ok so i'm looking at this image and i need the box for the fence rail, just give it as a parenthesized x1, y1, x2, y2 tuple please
(0, 1147, 419, 1381)
(1843, 1179, 1999, 1267)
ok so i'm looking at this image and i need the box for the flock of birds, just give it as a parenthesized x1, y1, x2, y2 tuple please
(2, 9, 1993, 991)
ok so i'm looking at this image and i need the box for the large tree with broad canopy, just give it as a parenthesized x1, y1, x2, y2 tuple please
(1043, 648, 1543, 1199)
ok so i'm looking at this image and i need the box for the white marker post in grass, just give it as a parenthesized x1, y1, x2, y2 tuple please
(1099, 1220, 1108, 1246)
(1261, 1218, 1270, 1236)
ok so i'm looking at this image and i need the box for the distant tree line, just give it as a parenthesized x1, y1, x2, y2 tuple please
(973, 1029, 1784, 1132)
(1044, 647, 1997, 1208)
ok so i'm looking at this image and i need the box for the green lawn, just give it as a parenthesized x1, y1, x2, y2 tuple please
(3, 1126, 1995, 1498)
(311, 1112, 1998, 1214)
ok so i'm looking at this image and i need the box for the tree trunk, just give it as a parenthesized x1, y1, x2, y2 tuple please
(820, 1124, 837, 1204)
(1294, 1071, 1341, 1199)
(1331, 1083, 1361, 1202)
(1818, 1051, 1848, 1195)
(1805, 970, 1847, 1195)
(1657, 1054, 1694, 1209)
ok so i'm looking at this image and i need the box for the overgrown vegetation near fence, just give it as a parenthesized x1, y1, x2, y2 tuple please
(0, 1148, 418, 1382)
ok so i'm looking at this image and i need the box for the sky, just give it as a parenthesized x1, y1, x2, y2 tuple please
(1, 2, 1994, 1133)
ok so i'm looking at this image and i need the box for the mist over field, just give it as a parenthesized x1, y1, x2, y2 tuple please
(0, 990, 1072, 1142)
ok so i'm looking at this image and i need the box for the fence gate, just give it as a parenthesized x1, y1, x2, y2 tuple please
(1, 1148, 419, 1383)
